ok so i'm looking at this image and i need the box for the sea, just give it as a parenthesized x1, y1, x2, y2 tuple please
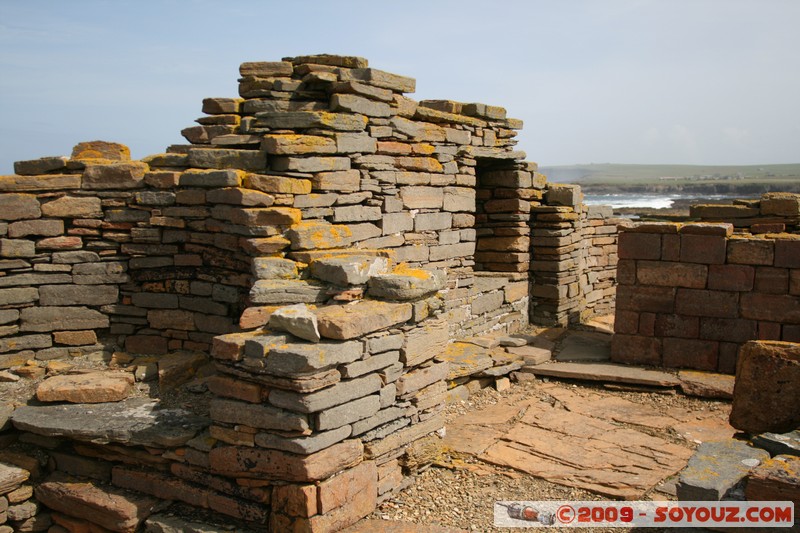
(582, 193, 742, 209)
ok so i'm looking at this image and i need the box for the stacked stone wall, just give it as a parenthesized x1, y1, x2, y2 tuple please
(611, 220, 800, 373)
(691, 192, 800, 233)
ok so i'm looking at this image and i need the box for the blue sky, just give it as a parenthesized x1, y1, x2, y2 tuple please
(1, 0, 799, 173)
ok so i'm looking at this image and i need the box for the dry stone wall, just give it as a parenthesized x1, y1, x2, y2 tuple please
(612, 216, 800, 373)
(1, 54, 614, 532)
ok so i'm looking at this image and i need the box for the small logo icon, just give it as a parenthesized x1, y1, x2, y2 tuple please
(498, 502, 556, 525)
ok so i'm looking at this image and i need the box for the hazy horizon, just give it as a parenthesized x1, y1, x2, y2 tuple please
(2, 0, 799, 173)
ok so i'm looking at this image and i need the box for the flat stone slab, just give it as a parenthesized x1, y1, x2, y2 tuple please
(745, 454, 800, 505)
(555, 331, 611, 362)
(315, 300, 412, 340)
(11, 397, 209, 447)
(752, 430, 800, 457)
(36, 371, 135, 403)
(678, 370, 734, 399)
(530, 361, 680, 388)
(0, 462, 30, 493)
(435, 342, 494, 380)
(677, 439, 770, 501)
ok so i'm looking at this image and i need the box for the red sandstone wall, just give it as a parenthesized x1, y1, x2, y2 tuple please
(611, 222, 800, 373)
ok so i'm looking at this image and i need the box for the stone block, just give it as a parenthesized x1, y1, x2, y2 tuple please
(39, 285, 118, 306)
(316, 300, 412, 340)
(367, 269, 445, 300)
(0, 287, 38, 306)
(775, 238, 800, 268)
(653, 313, 699, 338)
(262, 134, 337, 155)
(311, 170, 361, 192)
(148, 309, 195, 331)
(335, 132, 378, 154)
(82, 162, 148, 189)
(269, 304, 320, 342)
(679, 234, 727, 264)
(0, 173, 81, 192)
(402, 317, 449, 366)
(210, 398, 310, 433)
(333, 205, 382, 223)
(34, 472, 159, 532)
(255, 425, 352, 455)
(249, 279, 327, 304)
(740, 293, 800, 323)
(610, 334, 661, 366)
(396, 361, 449, 396)
(243, 174, 312, 194)
(40, 196, 103, 218)
(206, 187, 274, 207)
(707, 264, 754, 291)
(287, 221, 354, 251)
(727, 238, 774, 265)
(250, 337, 361, 376)
(663, 337, 718, 371)
(429, 242, 475, 261)
(615, 285, 675, 313)
(14, 156, 68, 175)
(400, 186, 443, 209)
(676, 439, 769, 500)
(341, 350, 400, 379)
(730, 341, 800, 433)
(72, 140, 130, 161)
(187, 149, 266, 172)
(382, 212, 414, 235)
(675, 288, 739, 318)
(316, 394, 381, 431)
(256, 111, 368, 132)
(252, 257, 298, 280)
(754, 266, 789, 293)
(745, 455, 800, 507)
(36, 372, 134, 403)
(331, 94, 391, 117)
(545, 184, 582, 207)
(309, 255, 389, 285)
(271, 483, 318, 518)
(269, 374, 383, 414)
(20, 306, 108, 332)
(180, 169, 243, 187)
(8, 219, 63, 238)
(0, 238, 35, 257)
(0, 194, 40, 221)
(760, 192, 800, 216)
(618, 231, 662, 260)
(634, 261, 708, 288)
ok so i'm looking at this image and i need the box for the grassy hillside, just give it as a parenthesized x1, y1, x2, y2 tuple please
(541, 163, 800, 194)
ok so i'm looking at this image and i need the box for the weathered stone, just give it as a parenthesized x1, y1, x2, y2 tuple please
(38, 284, 118, 306)
(250, 338, 362, 376)
(71, 140, 130, 161)
(251, 257, 298, 280)
(316, 394, 381, 431)
(255, 111, 368, 132)
(187, 149, 266, 171)
(20, 306, 108, 332)
(8, 218, 63, 238)
(436, 343, 493, 379)
(0, 173, 81, 192)
(0, 194, 40, 221)
(262, 134, 337, 155)
(367, 269, 445, 300)
(315, 300, 412, 340)
(400, 186, 443, 209)
(210, 398, 309, 433)
(14, 156, 68, 175)
(0, 287, 38, 306)
(209, 439, 363, 482)
(11, 398, 208, 447)
(745, 455, 800, 507)
(0, 463, 29, 493)
(82, 162, 148, 189)
(36, 372, 134, 403)
(243, 173, 311, 194)
(364, 414, 443, 459)
(179, 169, 243, 187)
(0, 238, 35, 258)
(678, 370, 735, 399)
(730, 341, 800, 434)
(269, 304, 320, 342)
(269, 374, 383, 414)
(396, 361, 449, 397)
(35, 472, 158, 533)
(331, 94, 391, 117)
(752, 431, 800, 458)
(507, 345, 552, 365)
(311, 169, 361, 192)
(249, 279, 327, 304)
(309, 255, 389, 285)
(205, 187, 274, 206)
(402, 317, 449, 366)
(158, 352, 208, 390)
(341, 351, 400, 379)
(676, 439, 769, 500)
(255, 425, 352, 455)
(286, 221, 354, 250)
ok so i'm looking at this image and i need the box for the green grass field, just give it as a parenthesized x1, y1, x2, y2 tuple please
(541, 163, 800, 193)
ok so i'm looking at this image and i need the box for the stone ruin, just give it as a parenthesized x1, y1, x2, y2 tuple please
(0, 53, 797, 531)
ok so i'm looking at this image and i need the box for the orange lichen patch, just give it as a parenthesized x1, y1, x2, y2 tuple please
(411, 143, 436, 155)
(262, 134, 337, 155)
(391, 263, 433, 280)
(376, 141, 413, 155)
(394, 157, 443, 173)
(287, 221, 354, 250)
(245, 174, 312, 195)
(435, 342, 494, 379)
(70, 140, 131, 162)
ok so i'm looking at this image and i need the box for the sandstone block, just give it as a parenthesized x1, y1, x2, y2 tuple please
(610, 334, 661, 366)
(745, 455, 800, 507)
(340, 67, 416, 92)
(429, 242, 475, 261)
(679, 234, 727, 264)
(675, 288, 738, 318)
(443, 186, 476, 212)
(0, 238, 35, 258)
(0, 173, 81, 192)
(730, 341, 800, 433)
(209, 439, 364, 482)
(13, 156, 68, 175)
(663, 337, 718, 371)
(187, 149, 266, 172)
(179, 169, 243, 187)
(252, 257, 298, 280)
(707, 264, 754, 291)
(396, 361, 449, 397)
(316, 394, 381, 431)
(249, 279, 327, 304)
(760, 192, 800, 216)
(413, 212, 452, 232)
(269, 304, 320, 342)
(726, 238, 774, 265)
(316, 300, 412, 340)
(367, 269, 445, 301)
(82, 162, 147, 190)
(331, 94, 391, 117)
(36, 372, 134, 403)
(8, 219, 63, 238)
(205, 187, 274, 207)
(210, 398, 310, 433)
(311, 170, 361, 192)
(255, 425, 352, 455)
(363, 414, 443, 459)
(244, 174, 312, 195)
(333, 205, 382, 223)
(740, 293, 800, 323)
(35, 472, 159, 533)
(20, 306, 108, 332)
(402, 317, 449, 366)
(39, 285, 118, 306)
(310, 255, 389, 285)
(382, 212, 414, 235)
(677, 439, 769, 501)
(269, 374, 382, 414)
(262, 134, 337, 155)
(250, 338, 362, 376)
(71, 140, 130, 161)
(0, 287, 38, 306)
(400, 186, 443, 209)
(335, 132, 378, 154)
(256, 111, 368, 132)
(0, 194, 40, 221)
(775, 238, 800, 268)
(618, 231, 661, 260)
(286, 221, 354, 251)
(636, 261, 708, 288)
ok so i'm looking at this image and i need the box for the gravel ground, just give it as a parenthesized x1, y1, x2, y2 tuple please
(371, 376, 729, 533)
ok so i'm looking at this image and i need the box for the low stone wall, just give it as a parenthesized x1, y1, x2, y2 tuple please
(611, 221, 800, 373)
(691, 192, 800, 233)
